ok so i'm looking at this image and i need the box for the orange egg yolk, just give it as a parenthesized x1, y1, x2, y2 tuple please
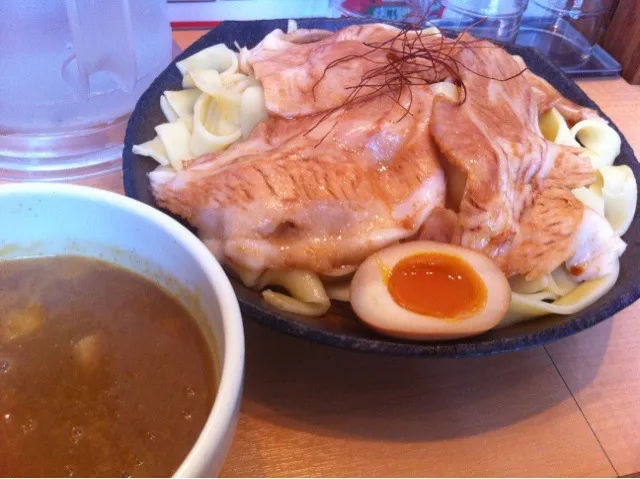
(387, 252, 487, 319)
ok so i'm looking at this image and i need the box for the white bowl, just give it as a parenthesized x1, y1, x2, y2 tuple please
(0, 183, 244, 477)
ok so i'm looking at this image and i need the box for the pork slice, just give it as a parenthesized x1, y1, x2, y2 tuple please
(150, 87, 446, 275)
(241, 24, 446, 118)
(513, 55, 599, 124)
(430, 38, 607, 279)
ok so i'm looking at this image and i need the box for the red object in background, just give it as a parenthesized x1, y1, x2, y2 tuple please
(342, 0, 407, 8)
(171, 20, 221, 29)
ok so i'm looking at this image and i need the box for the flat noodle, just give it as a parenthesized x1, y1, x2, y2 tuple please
(257, 269, 331, 316)
(226, 261, 332, 316)
(178, 114, 194, 134)
(132, 137, 169, 166)
(325, 282, 351, 302)
(538, 108, 606, 170)
(214, 90, 243, 126)
(509, 274, 549, 295)
(538, 109, 621, 172)
(499, 261, 619, 328)
(600, 165, 637, 236)
(160, 95, 179, 122)
(163, 89, 201, 118)
(225, 260, 262, 288)
(189, 69, 224, 96)
(548, 267, 579, 297)
(134, 41, 269, 169)
(429, 81, 460, 102)
(176, 44, 239, 76)
(154, 122, 193, 170)
(205, 90, 242, 130)
(263, 290, 330, 316)
(257, 269, 329, 303)
(572, 184, 605, 217)
(190, 93, 242, 157)
(570, 119, 621, 169)
(539, 108, 580, 147)
(221, 72, 259, 93)
(182, 72, 196, 89)
(505, 108, 629, 325)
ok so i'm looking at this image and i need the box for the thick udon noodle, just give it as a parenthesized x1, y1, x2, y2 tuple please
(134, 34, 636, 326)
(503, 109, 634, 327)
(133, 43, 267, 170)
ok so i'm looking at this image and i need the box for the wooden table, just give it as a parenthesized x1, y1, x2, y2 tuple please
(71, 32, 640, 477)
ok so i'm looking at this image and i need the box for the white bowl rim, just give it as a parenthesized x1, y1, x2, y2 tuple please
(0, 182, 245, 477)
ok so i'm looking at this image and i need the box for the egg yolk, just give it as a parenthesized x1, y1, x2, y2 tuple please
(387, 252, 487, 319)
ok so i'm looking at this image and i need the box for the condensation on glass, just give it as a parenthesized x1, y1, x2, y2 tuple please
(0, 0, 172, 181)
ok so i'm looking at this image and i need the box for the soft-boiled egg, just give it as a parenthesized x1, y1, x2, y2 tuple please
(350, 241, 511, 340)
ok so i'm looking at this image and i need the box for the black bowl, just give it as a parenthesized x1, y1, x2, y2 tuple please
(123, 18, 640, 357)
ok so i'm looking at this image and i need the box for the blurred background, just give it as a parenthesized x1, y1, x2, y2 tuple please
(167, 0, 634, 78)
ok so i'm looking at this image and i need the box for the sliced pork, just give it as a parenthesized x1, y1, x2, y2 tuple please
(513, 55, 599, 124)
(430, 38, 605, 279)
(151, 26, 625, 282)
(240, 24, 446, 118)
(151, 87, 445, 275)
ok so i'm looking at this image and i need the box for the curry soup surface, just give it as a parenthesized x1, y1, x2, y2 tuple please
(0, 256, 216, 477)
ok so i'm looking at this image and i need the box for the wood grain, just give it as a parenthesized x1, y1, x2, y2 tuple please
(22, 30, 639, 477)
(603, 0, 640, 85)
(546, 315, 640, 477)
(220, 321, 615, 478)
(174, 30, 207, 51)
(578, 79, 640, 147)
(546, 76, 640, 477)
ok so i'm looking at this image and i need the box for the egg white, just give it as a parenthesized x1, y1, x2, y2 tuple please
(350, 241, 511, 340)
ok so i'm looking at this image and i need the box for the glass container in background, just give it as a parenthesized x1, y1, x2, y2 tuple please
(330, 0, 438, 23)
(430, 0, 529, 43)
(329, 0, 528, 43)
(516, 0, 614, 69)
(0, 0, 172, 181)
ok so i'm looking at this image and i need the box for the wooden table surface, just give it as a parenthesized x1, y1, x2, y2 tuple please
(71, 31, 640, 477)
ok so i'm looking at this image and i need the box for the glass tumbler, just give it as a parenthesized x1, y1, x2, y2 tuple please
(0, 0, 172, 181)
(430, 0, 529, 44)
(516, 0, 614, 69)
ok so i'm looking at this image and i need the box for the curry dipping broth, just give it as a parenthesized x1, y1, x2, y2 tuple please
(0, 256, 216, 477)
